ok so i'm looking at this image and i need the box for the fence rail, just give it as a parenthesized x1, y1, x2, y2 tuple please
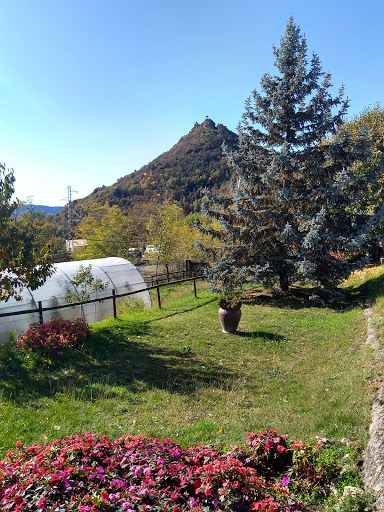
(0, 275, 202, 325)
(145, 269, 203, 287)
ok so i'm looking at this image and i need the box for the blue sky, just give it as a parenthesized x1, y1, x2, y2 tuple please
(0, 0, 383, 206)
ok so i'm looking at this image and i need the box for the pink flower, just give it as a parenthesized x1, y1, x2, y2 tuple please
(281, 476, 290, 487)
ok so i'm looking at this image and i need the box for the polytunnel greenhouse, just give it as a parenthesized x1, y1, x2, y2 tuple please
(0, 257, 151, 344)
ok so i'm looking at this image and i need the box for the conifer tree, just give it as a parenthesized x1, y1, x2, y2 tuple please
(199, 17, 384, 299)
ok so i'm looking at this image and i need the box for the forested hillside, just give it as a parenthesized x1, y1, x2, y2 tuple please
(95, 118, 237, 213)
(53, 118, 237, 234)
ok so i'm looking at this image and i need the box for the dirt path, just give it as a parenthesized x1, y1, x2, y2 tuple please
(363, 306, 384, 511)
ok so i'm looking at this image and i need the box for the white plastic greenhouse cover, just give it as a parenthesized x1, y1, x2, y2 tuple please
(0, 257, 151, 344)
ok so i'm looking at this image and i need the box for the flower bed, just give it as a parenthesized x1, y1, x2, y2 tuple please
(0, 429, 327, 511)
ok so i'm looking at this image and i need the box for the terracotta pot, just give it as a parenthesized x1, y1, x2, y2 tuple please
(218, 307, 241, 334)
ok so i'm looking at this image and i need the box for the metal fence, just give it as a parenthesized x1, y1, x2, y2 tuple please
(0, 275, 202, 326)
(146, 268, 204, 287)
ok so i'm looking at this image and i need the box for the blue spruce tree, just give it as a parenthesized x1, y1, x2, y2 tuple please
(199, 17, 384, 299)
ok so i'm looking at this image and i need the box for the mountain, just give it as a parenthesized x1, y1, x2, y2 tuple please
(53, 118, 238, 234)
(17, 205, 64, 216)
(89, 118, 237, 212)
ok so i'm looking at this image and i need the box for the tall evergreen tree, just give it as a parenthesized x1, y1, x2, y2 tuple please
(199, 17, 384, 299)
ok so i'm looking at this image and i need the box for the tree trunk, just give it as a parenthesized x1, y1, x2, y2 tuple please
(279, 272, 289, 293)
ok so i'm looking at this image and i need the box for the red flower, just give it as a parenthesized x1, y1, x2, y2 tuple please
(100, 491, 109, 502)
(37, 497, 48, 508)
(14, 496, 24, 505)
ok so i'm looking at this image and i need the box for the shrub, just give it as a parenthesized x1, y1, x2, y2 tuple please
(227, 429, 292, 479)
(217, 296, 242, 309)
(117, 296, 146, 315)
(14, 317, 92, 353)
(316, 444, 361, 493)
(327, 489, 375, 512)
(288, 440, 327, 500)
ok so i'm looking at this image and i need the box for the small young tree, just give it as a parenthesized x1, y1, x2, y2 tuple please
(73, 204, 134, 260)
(146, 203, 185, 276)
(199, 17, 384, 299)
(65, 264, 109, 318)
(65, 264, 109, 303)
(0, 164, 54, 301)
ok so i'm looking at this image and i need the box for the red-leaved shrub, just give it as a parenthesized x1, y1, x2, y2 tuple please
(15, 317, 92, 352)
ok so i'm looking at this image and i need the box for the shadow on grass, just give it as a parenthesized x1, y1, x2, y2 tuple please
(241, 271, 384, 311)
(241, 288, 324, 310)
(0, 316, 236, 403)
(342, 271, 384, 307)
(236, 331, 288, 342)
(147, 295, 218, 322)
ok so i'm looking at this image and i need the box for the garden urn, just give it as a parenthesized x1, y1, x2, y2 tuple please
(218, 306, 241, 334)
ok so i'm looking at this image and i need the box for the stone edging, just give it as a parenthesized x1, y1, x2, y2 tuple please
(363, 306, 384, 511)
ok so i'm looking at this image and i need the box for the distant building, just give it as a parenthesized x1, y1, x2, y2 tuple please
(66, 239, 88, 252)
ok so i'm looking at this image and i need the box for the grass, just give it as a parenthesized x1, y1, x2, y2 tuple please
(0, 271, 383, 459)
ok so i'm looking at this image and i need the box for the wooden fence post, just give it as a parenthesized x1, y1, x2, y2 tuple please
(193, 277, 197, 298)
(112, 289, 117, 319)
(156, 283, 161, 308)
(38, 301, 43, 324)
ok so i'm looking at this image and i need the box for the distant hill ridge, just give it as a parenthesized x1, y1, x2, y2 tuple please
(18, 204, 63, 216)
(74, 117, 238, 214)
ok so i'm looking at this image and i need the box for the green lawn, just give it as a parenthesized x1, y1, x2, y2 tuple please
(0, 268, 383, 458)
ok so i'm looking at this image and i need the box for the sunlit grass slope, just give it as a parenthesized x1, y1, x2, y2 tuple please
(1, 267, 384, 458)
